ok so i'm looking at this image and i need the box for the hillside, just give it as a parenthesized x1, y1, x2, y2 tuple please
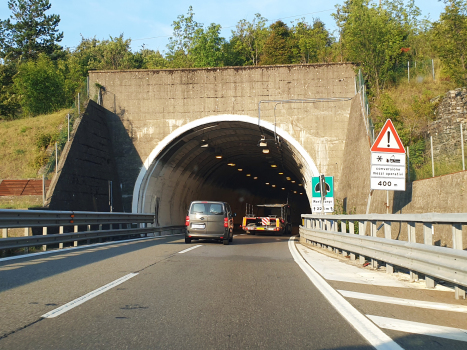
(0, 109, 68, 180)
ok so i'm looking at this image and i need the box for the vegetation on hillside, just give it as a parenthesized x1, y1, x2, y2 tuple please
(0, 0, 466, 181)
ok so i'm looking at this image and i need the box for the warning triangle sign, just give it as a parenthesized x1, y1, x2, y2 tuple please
(371, 119, 405, 153)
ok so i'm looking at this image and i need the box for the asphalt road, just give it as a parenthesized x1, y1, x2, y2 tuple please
(0, 233, 373, 350)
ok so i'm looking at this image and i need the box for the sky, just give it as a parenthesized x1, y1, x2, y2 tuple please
(0, 0, 448, 53)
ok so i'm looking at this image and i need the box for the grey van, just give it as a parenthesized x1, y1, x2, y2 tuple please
(185, 201, 235, 245)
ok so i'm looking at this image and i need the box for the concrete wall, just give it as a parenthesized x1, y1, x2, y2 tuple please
(88, 64, 357, 210)
(46, 100, 123, 212)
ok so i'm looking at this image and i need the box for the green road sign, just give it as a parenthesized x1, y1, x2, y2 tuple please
(311, 176, 334, 198)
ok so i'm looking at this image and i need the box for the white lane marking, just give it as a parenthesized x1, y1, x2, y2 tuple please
(295, 244, 408, 288)
(339, 290, 467, 313)
(178, 245, 202, 254)
(42, 273, 138, 318)
(367, 315, 467, 342)
(0, 233, 183, 263)
(288, 237, 403, 350)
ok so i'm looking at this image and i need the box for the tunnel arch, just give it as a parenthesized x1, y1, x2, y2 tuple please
(132, 115, 319, 225)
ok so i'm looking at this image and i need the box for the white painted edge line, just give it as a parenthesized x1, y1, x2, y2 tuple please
(288, 238, 403, 350)
(0, 233, 184, 263)
(42, 273, 138, 318)
(367, 315, 467, 342)
(339, 290, 467, 313)
(178, 245, 202, 254)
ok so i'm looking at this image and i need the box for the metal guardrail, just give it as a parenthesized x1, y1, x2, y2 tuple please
(0, 209, 185, 253)
(300, 213, 467, 300)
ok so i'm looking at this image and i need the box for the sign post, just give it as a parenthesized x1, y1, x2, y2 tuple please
(311, 176, 334, 213)
(370, 119, 406, 191)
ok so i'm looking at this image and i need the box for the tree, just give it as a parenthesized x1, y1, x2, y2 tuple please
(0, 60, 20, 120)
(13, 53, 66, 116)
(260, 21, 295, 65)
(292, 19, 333, 63)
(166, 6, 202, 68)
(191, 23, 225, 67)
(0, 0, 63, 60)
(333, 0, 419, 95)
(230, 14, 269, 66)
(431, 0, 467, 85)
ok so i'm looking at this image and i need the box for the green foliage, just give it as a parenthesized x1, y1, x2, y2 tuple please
(191, 24, 225, 67)
(291, 19, 333, 63)
(0, 61, 20, 120)
(334, 0, 420, 95)
(431, 1, 467, 86)
(35, 132, 52, 149)
(260, 21, 295, 65)
(0, 0, 63, 60)
(13, 53, 66, 116)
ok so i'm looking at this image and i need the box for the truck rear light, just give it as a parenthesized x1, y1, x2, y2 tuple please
(185, 216, 190, 226)
(224, 218, 228, 228)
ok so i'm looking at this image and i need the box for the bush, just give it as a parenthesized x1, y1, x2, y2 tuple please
(35, 133, 53, 150)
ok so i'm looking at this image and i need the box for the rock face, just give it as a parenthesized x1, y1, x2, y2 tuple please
(428, 88, 467, 161)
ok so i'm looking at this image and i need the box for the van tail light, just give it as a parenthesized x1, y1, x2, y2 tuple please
(185, 216, 190, 226)
(224, 218, 228, 228)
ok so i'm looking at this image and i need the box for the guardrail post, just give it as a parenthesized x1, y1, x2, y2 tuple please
(452, 223, 466, 299)
(423, 222, 436, 288)
(349, 221, 356, 260)
(2, 228, 7, 238)
(42, 227, 47, 251)
(98, 224, 103, 243)
(87, 225, 91, 245)
(59, 226, 64, 249)
(24, 227, 29, 254)
(407, 222, 418, 281)
(74, 225, 78, 247)
(358, 220, 366, 264)
(340, 221, 348, 257)
(384, 221, 394, 274)
(370, 221, 378, 269)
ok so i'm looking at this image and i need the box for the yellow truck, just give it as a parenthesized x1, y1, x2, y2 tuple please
(241, 203, 292, 235)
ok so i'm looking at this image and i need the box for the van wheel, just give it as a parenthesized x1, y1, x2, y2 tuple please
(185, 237, 191, 244)
(223, 239, 229, 245)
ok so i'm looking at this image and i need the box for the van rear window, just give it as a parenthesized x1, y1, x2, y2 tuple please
(190, 203, 224, 215)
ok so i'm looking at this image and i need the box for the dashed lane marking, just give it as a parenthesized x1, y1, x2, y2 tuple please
(339, 290, 467, 313)
(288, 237, 403, 350)
(178, 245, 202, 254)
(42, 273, 138, 318)
(367, 315, 467, 342)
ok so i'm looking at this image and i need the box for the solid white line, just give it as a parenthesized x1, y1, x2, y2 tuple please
(178, 245, 202, 254)
(288, 238, 403, 350)
(42, 273, 138, 318)
(367, 315, 467, 342)
(0, 233, 183, 263)
(339, 290, 467, 313)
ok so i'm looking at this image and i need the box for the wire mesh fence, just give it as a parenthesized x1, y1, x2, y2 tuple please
(356, 69, 375, 143)
(43, 79, 89, 177)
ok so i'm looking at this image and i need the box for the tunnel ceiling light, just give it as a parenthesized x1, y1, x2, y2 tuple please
(298, 184, 303, 186)
(278, 172, 284, 175)
(200, 143, 209, 148)
(262, 149, 270, 154)
(258, 135, 267, 147)
(272, 185, 276, 188)
(300, 192, 303, 195)
(291, 180, 296, 183)
(227, 163, 235, 166)
(265, 182, 269, 185)
(246, 174, 251, 177)
(216, 155, 223, 159)
(238, 168, 243, 171)
(270, 164, 277, 168)
(286, 177, 291, 181)
(282, 187, 285, 190)
(294, 191, 297, 194)
(253, 177, 258, 180)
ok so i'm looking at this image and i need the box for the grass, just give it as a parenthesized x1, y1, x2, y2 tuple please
(413, 157, 465, 181)
(0, 109, 69, 179)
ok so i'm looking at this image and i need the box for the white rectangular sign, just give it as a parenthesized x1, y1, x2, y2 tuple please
(370, 178, 406, 191)
(312, 198, 334, 213)
(371, 165, 405, 179)
(371, 152, 406, 166)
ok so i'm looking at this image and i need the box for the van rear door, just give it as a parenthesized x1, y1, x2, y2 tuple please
(205, 202, 225, 235)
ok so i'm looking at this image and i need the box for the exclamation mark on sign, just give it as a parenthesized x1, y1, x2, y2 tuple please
(387, 131, 390, 147)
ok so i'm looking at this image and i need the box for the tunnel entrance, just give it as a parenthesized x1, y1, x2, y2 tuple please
(133, 115, 319, 227)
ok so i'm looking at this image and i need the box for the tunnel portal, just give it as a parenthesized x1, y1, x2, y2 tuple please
(133, 115, 318, 226)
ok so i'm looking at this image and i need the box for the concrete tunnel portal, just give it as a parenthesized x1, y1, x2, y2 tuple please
(133, 115, 319, 228)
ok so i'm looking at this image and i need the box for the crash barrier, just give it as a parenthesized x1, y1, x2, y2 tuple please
(300, 213, 467, 300)
(0, 209, 185, 253)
